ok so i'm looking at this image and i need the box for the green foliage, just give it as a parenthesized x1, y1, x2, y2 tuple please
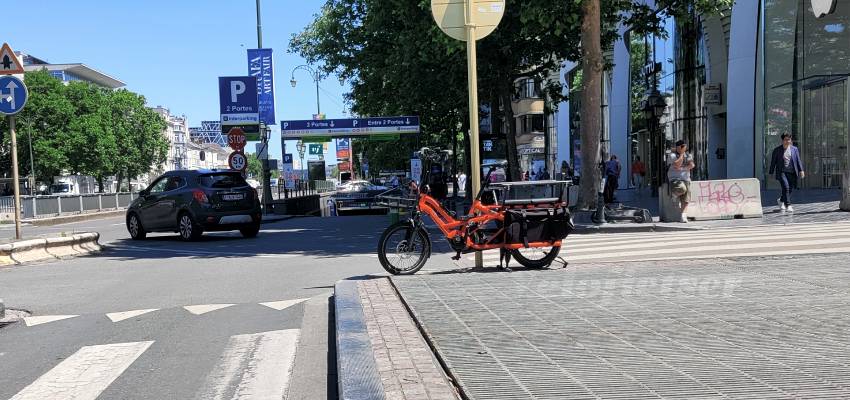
(0, 70, 168, 189)
(246, 152, 263, 178)
(288, 0, 734, 178)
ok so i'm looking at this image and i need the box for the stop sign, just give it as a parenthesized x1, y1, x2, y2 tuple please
(227, 127, 247, 150)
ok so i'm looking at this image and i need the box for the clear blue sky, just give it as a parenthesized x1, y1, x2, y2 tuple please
(6, 0, 346, 168)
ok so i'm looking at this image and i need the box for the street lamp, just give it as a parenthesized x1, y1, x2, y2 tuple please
(295, 140, 307, 181)
(642, 87, 667, 197)
(290, 65, 322, 116)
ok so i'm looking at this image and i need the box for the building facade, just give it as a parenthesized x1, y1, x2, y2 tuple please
(152, 107, 189, 172)
(555, 0, 850, 192)
(19, 52, 125, 89)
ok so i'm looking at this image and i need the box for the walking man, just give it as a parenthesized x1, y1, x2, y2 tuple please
(769, 133, 805, 213)
(668, 140, 695, 223)
(603, 155, 621, 204)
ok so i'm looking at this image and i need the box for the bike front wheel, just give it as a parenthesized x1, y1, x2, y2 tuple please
(377, 222, 431, 275)
(512, 246, 561, 269)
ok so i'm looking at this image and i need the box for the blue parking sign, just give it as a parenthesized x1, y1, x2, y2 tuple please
(219, 76, 259, 126)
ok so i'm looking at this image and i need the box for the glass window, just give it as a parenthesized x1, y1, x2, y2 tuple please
(148, 178, 170, 194)
(200, 173, 248, 189)
(761, 0, 850, 187)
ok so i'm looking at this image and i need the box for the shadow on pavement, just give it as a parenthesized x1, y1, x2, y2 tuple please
(83, 215, 390, 262)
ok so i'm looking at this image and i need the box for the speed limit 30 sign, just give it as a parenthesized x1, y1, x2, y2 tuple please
(228, 151, 247, 171)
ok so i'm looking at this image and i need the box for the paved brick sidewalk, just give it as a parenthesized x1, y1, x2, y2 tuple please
(357, 279, 459, 400)
(393, 254, 850, 399)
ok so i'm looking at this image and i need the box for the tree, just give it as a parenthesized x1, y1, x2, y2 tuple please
(1, 69, 168, 192)
(246, 153, 263, 179)
(572, 0, 734, 208)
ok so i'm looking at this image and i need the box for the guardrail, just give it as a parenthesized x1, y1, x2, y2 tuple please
(0, 192, 136, 220)
(271, 180, 336, 200)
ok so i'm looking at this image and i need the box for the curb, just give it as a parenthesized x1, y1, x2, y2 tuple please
(573, 223, 702, 234)
(334, 280, 385, 400)
(0, 232, 101, 266)
(24, 210, 126, 227)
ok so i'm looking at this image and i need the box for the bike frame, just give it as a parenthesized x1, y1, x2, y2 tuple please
(411, 155, 563, 251)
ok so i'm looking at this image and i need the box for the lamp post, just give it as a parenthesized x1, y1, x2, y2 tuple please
(290, 65, 322, 117)
(296, 140, 307, 181)
(642, 87, 667, 197)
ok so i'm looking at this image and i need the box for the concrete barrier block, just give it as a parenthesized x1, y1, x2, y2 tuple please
(661, 178, 763, 222)
(45, 236, 80, 258)
(74, 233, 101, 253)
(9, 238, 53, 264)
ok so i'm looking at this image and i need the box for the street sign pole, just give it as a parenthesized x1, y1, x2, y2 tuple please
(432, 0, 504, 269)
(465, 0, 483, 268)
(9, 115, 21, 239)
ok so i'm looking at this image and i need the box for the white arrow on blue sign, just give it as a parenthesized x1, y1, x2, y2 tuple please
(0, 75, 28, 115)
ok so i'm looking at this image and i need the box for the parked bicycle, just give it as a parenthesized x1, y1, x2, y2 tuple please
(376, 147, 574, 275)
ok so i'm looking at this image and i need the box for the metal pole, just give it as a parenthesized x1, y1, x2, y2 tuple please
(255, 0, 263, 48)
(10, 116, 22, 240)
(255, 0, 272, 214)
(315, 74, 321, 116)
(465, 0, 483, 269)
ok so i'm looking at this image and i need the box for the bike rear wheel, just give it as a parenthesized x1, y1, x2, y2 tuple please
(378, 222, 431, 275)
(512, 246, 561, 269)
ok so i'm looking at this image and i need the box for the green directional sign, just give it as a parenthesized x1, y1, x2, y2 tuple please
(308, 144, 324, 155)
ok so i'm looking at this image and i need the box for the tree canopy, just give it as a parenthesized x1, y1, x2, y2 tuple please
(1, 70, 168, 191)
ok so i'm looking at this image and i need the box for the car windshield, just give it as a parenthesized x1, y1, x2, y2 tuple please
(199, 173, 248, 189)
(51, 184, 71, 192)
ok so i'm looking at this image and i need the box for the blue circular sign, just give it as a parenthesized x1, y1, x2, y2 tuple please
(0, 75, 28, 115)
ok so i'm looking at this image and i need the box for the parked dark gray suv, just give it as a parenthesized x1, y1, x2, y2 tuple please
(126, 170, 262, 241)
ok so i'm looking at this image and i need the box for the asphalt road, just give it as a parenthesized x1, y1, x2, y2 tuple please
(0, 214, 392, 400)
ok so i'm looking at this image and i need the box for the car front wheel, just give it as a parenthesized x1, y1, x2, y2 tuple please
(178, 212, 203, 241)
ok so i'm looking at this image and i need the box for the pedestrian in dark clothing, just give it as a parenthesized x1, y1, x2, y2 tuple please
(603, 155, 621, 204)
(769, 133, 805, 213)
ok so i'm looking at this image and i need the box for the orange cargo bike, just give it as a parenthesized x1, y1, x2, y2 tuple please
(376, 148, 574, 275)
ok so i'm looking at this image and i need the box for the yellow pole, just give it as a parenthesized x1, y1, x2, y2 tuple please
(465, 0, 483, 268)
(10, 115, 22, 240)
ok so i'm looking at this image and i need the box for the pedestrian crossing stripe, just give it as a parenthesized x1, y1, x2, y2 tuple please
(8, 329, 302, 400)
(464, 222, 850, 264)
(9, 341, 154, 400)
(195, 329, 300, 400)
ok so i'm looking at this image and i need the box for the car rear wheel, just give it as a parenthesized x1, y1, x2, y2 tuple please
(240, 222, 261, 238)
(178, 212, 203, 241)
(127, 213, 146, 240)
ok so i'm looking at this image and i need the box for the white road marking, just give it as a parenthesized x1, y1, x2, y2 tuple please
(566, 237, 850, 261)
(106, 308, 159, 322)
(9, 341, 153, 400)
(183, 304, 236, 315)
(23, 315, 78, 327)
(196, 329, 300, 400)
(259, 298, 309, 311)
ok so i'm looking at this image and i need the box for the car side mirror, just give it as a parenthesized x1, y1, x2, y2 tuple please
(139, 189, 150, 197)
